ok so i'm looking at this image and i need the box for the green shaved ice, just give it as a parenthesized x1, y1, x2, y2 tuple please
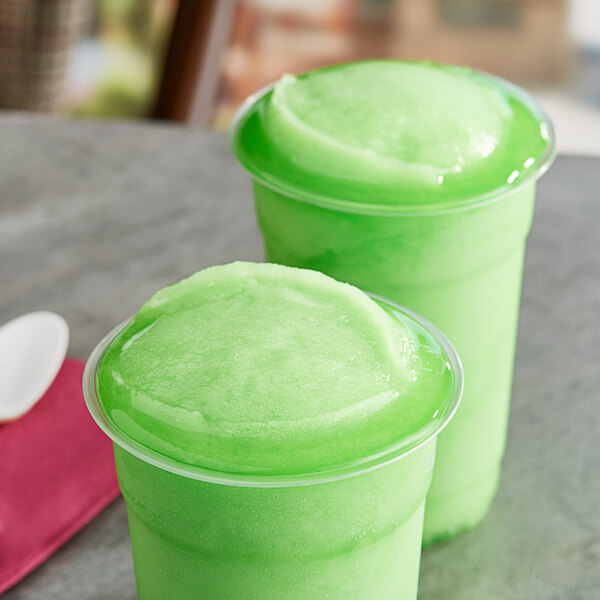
(97, 262, 453, 475)
(231, 60, 551, 211)
(268, 62, 511, 184)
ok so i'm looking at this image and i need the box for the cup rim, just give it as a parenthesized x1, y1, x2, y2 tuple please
(82, 294, 463, 488)
(228, 60, 556, 216)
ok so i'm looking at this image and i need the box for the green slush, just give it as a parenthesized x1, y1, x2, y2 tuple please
(83, 261, 462, 599)
(229, 61, 555, 544)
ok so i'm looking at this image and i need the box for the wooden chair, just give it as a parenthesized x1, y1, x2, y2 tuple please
(153, 0, 236, 124)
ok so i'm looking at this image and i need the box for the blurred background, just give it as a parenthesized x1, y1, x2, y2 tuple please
(0, 0, 598, 155)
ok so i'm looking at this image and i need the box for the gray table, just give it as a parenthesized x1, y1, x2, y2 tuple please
(1, 115, 599, 599)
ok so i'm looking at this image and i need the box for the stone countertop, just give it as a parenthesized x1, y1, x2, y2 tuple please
(1, 115, 598, 600)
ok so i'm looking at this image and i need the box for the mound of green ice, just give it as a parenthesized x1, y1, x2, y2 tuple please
(97, 262, 452, 475)
(266, 61, 512, 185)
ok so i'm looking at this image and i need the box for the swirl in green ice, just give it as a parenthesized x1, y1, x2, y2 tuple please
(97, 262, 454, 476)
(232, 60, 551, 212)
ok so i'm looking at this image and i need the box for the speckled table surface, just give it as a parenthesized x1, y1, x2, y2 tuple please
(1, 115, 599, 599)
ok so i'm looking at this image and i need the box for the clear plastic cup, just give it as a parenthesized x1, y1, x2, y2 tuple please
(230, 71, 555, 544)
(83, 297, 462, 599)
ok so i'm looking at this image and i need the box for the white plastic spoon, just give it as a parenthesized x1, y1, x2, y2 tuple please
(0, 311, 69, 422)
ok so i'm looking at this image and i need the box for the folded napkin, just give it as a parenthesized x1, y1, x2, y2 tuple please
(0, 358, 120, 595)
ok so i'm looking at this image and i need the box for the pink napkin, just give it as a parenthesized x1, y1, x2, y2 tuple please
(0, 358, 120, 595)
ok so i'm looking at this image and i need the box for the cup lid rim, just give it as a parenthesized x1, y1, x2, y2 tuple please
(229, 60, 556, 216)
(83, 294, 463, 488)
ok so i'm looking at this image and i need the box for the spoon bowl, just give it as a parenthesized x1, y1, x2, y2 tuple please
(0, 311, 69, 422)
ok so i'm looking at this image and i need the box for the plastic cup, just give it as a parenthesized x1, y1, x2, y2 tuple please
(230, 73, 555, 545)
(83, 297, 462, 600)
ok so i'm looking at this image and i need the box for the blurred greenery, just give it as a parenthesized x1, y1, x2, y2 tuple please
(69, 0, 173, 118)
